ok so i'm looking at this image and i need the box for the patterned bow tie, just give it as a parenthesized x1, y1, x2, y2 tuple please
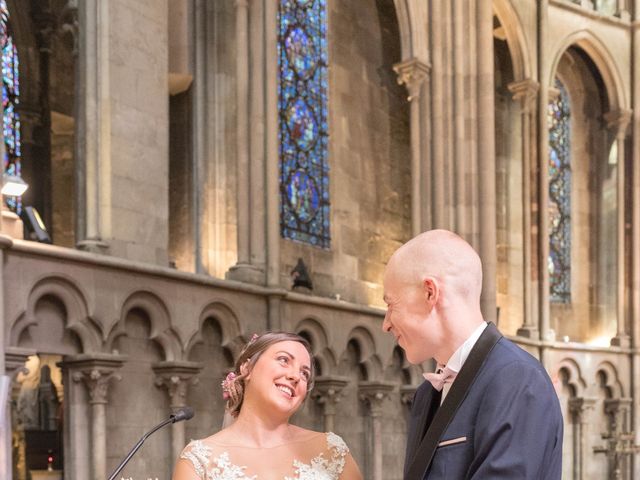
(423, 365, 457, 391)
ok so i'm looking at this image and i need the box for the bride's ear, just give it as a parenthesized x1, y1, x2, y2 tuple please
(240, 360, 250, 379)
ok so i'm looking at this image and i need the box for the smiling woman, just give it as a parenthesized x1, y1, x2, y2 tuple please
(172, 332, 363, 480)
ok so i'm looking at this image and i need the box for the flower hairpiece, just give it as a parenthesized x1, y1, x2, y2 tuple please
(249, 333, 259, 344)
(221, 372, 237, 400)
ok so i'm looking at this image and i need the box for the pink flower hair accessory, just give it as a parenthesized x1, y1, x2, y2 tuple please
(221, 372, 237, 400)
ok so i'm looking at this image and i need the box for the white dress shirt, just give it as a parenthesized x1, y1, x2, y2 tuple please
(441, 321, 488, 402)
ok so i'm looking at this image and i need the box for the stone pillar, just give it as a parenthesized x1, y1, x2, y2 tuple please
(153, 361, 202, 462)
(311, 376, 349, 433)
(605, 109, 632, 348)
(509, 79, 540, 339)
(569, 397, 597, 480)
(4, 348, 35, 480)
(75, 1, 169, 264)
(393, 58, 430, 237)
(604, 398, 633, 480)
(633, 11, 640, 478)
(60, 354, 125, 480)
(359, 382, 394, 480)
(227, 0, 266, 285)
(537, 1, 553, 344)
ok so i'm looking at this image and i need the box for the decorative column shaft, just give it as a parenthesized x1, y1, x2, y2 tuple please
(359, 382, 394, 480)
(394, 58, 430, 237)
(569, 397, 596, 480)
(75, 0, 110, 253)
(153, 361, 202, 462)
(509, 79, 540, 339)
(311, 376, 349, 433)
(605, 109, 632, 348)
(61, 354, 125, 480)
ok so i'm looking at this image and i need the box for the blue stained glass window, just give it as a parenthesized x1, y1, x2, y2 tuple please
(547, 78, 571, 303)
(0, 0, 21, 213)
(278, 0, 329, 248)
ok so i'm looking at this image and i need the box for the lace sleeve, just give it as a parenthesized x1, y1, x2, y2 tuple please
(180, 440, 212, 479)
(325, 432, 348, 476)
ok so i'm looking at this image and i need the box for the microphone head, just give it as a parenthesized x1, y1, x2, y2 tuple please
(171, 407, 194, 423)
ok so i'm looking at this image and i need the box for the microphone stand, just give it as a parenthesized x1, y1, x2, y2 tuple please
(107, 408, 193, 480)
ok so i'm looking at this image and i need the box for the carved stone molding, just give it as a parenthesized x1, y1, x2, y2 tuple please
(568, 396, 597, 423)
(393, 58, 431, 102)
(5, 347, 36, 380)
(399, 385, 417, 408)
(153, 361, 203, 409)
(312, 376, 349, 414)
(60, 354, 126, 405)
(358, 381, 395, 418)
(508, 79, 539, 114)
(604, 109, 633, 139)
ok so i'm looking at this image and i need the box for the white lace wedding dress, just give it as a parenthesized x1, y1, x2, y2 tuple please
(180, 431, 349, 480)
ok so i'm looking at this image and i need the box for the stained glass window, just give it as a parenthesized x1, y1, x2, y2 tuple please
(548, 78, 571, 303)
(594, 0, 617, 16)
(278, 0, 329, 248)
(0, 0, 21, 213)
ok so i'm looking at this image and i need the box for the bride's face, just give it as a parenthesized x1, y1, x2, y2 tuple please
(244, 340, 312, 417)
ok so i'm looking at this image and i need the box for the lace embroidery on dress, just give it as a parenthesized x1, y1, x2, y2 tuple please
(285, 432, 348, 480)
(180, 432, 348, 480)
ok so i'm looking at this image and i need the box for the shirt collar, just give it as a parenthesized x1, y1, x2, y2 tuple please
(445, 322, 488, 374)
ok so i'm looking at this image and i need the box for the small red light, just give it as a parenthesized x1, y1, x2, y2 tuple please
(47, 456, 53, 463)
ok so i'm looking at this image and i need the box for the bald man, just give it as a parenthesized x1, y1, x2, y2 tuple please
(383, 230, 562, 480)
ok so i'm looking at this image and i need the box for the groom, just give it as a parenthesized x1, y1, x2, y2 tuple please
(382, 230, 563, 479)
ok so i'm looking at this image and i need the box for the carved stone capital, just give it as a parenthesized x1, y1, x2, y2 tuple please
(358, 381, 395, 418)
(604, 109, 632, 139)
(311, 376, 349, 415)
(568, 396, 597, 423)
(5, 347, 36, 380)
(508, 79, 539, 114)
(393, 58, 431, 102)
(152, 361, 203, 409)
(399, 385, 417, 407)
(59, 354, 126, 405)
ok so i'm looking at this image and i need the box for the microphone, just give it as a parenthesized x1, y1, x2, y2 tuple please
(107, 407, 195, 480)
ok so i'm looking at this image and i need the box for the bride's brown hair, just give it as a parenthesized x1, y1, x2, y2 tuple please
(224, 331, 315, 418)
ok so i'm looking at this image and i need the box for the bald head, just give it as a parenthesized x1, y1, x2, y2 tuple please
(386, 230, 483, 305)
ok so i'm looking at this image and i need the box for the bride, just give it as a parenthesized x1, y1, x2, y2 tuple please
(172, 331, 363, 480)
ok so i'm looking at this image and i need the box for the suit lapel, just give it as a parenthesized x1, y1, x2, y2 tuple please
(405, 323, 502, 480)
(404, 386, 441, 475)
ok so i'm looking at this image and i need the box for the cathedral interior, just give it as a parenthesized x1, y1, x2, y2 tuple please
(1, 0, 640, 479)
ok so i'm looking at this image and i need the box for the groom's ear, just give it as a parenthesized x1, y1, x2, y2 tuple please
(422, 277, 439, 307)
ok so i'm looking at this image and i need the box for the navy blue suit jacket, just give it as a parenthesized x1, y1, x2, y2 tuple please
(404, 324, 563, 479)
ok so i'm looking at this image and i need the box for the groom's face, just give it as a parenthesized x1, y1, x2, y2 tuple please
(382, 267, 439, 365)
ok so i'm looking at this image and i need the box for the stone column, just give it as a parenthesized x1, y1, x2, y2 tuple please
(537, 1, 553, 345)
(633, 12, 640, 479)
(153, 361, 202, 462)
(227, 0, 266, 285)
(605, 110, 632, 347)
(604, 398, 633, 479)
(393, 58, 430, 237)
(4, 348, 35, 480)
(509, 79, 540, 339)
(311, 376, 349, 433)
(569, 396, 597, 480)
(359, 382, 394, 480)
(74, 0, 110, 254)
(477, 0, 497, 324)
(60, 354, 125, 480)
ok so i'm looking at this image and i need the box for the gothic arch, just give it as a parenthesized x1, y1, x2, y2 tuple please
(493, 0, 532, 81)
(548, 30, 627, 111)
(187, 300, 244, 360)
(294, 316, 336, 374)
(9, 274, 100, 353)
(393, 0, 428, 62)
(594, 361, 624, 398)
(107, 290, 181, 361)
(554, 358, 587, 397)
(344, 325, 383, 380)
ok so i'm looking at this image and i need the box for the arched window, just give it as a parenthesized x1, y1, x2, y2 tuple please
(278, 0, 329, 248)
(548, 78, 571, 303)
(0, 0, 21, 212)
